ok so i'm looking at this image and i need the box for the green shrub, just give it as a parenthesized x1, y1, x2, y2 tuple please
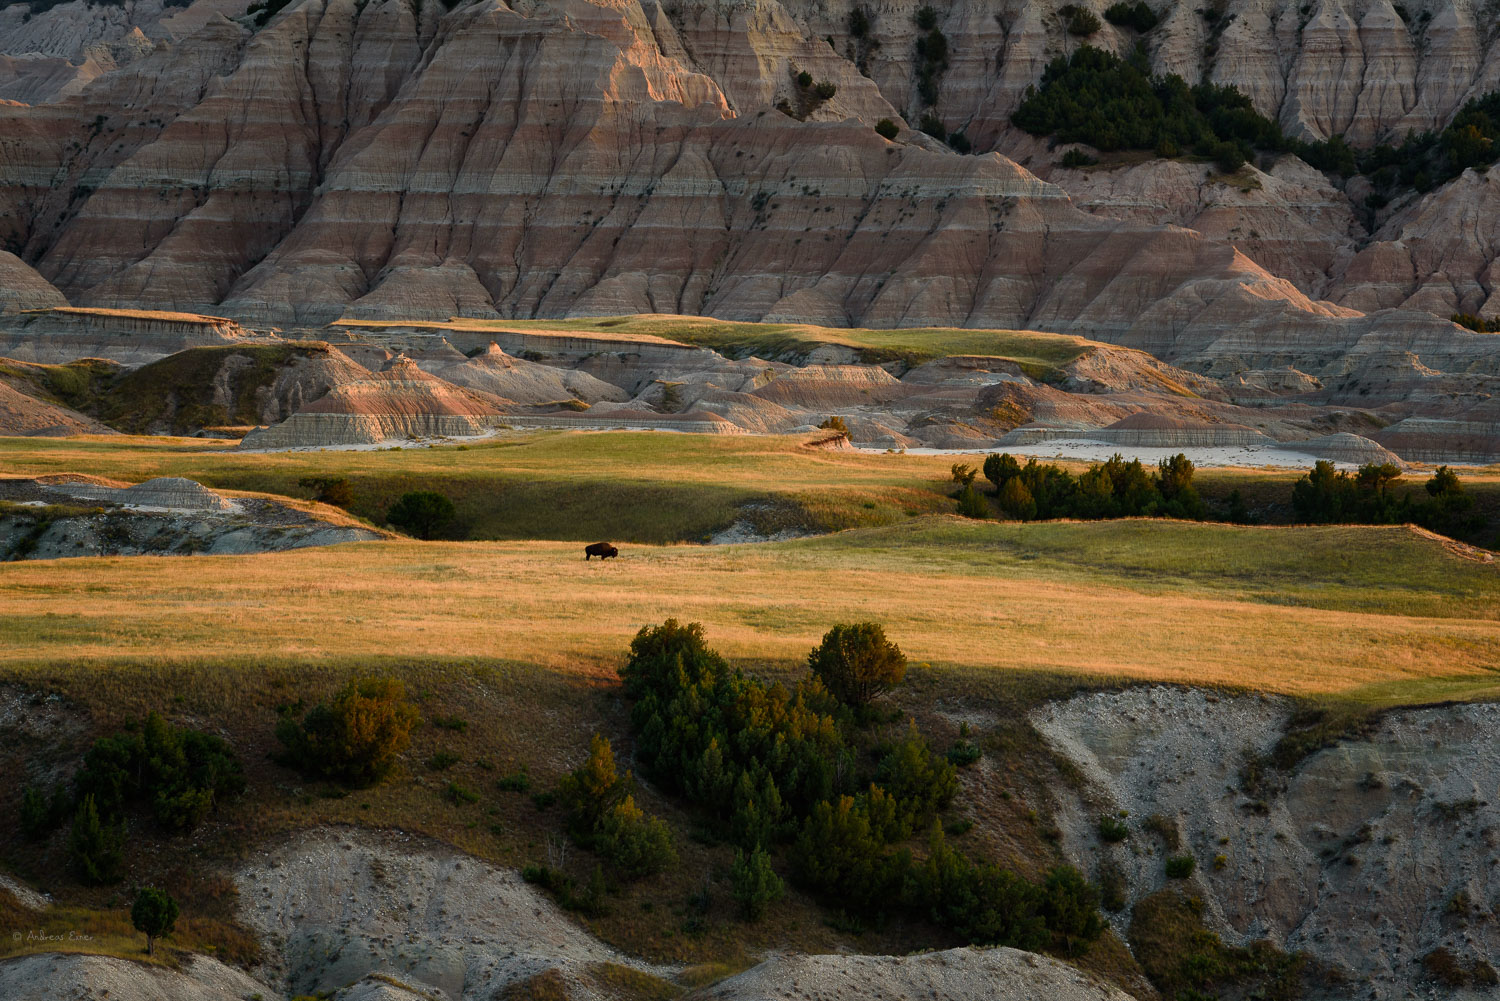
(1451, 312, 1495, 332)
(1130, 890, 1306, 999)
(497, 770, 532, 792)
(427, 751, 460, 771)
(796, 70, 813, 89)
(1098, 814, 1129, 842)
(1105, 1, 1159, 31)
(947, 130, 972, 153)
(955, 483, 989, 518)
(1061, 5, 1101, 35)
(912, 8, 948, 106)
(818, 415, 850, 436)
(918, 112, 946, 141)
(874, 118, 900, 140)
(275, 678, 420, 787)
(1165, 854, 1196, 878)
(1040, 865, 1105, 955)
(946, 740, 982, 767)
(1060, 148, 1098, 167)
(131, 887, 179, 956)
(559, 733, 628, 836)
(1098, 858, 1127, 911)
(875, 722, 957, 832)
(69, 794, 123, 885)
(813, 80, 838, 101)
(980, 451, 1205, 522)
(431, 715, 467, 731)
(596, 795, 677, 877)
(19, 785, 51, 840)
(75, 712, 245, 830)
(385, 491, 456, 539)
(808, 622, 907, 709)
(444, 781, 480, 805)
(560, 734, 676, 878)
(730, 845, 784, 920)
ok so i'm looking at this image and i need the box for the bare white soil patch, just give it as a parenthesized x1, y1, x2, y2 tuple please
(236, 828, 676, 1000)
(695, 946, 1135, 1000)
(1032, 687, 1500, 1000)
(0, 953, 273, 1001)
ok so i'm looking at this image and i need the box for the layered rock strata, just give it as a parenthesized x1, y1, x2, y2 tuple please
(237, 355, 504, 448)
(0, 308, 251, 366)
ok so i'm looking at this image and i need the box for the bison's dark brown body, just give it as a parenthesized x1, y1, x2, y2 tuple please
(584, 542, 618, 560)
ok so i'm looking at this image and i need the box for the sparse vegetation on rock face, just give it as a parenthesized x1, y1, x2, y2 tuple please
(275, 678, 420, 787)
(1130, 890, 1310, 1000)
(913, 6, 949, 107)
(1060, 4, 1101, 35)
(1012, 46, 1353, 175)
(1105, 1, 1159, 31)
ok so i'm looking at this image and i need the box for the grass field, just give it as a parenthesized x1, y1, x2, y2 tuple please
(0, 431, 962, 542)
(5, 430, 1499, 546)
(2, 518, 1495, 705)
(331, 314, 1097, 378)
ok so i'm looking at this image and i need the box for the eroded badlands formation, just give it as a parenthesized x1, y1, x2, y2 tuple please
(0, 0, 1495, 346)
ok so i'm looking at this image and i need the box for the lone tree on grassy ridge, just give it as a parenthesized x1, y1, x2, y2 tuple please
(807, 622, 906, 709)
(386, 490, 456, 539)
(275, 678, 420, 787)
(131, 886, 179, 956)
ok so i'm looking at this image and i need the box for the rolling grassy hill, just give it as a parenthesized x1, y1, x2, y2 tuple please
(2, 517, 1495, 705)
(1, 430, 1498, 988)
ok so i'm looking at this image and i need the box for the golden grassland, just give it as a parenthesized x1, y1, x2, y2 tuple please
(330, 313, 1097, 377)
(2, 518, 1496, 704)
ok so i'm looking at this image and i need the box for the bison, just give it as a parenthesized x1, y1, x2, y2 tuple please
(584, 542, 618, 561)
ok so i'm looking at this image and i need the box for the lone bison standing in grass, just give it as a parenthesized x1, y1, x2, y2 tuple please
(585, 542, 618, 561)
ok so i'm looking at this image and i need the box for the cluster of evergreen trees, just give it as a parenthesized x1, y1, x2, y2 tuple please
(617, 619, 1104, 950)
(1292, 462, 1480, 536)
(1360, 92, 1500, 200)
(1013, 45, 1500, 199)
(960, 452, 1206, 522)
(1011, 46, 1350, 174)
(21, 712, 246, 885)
